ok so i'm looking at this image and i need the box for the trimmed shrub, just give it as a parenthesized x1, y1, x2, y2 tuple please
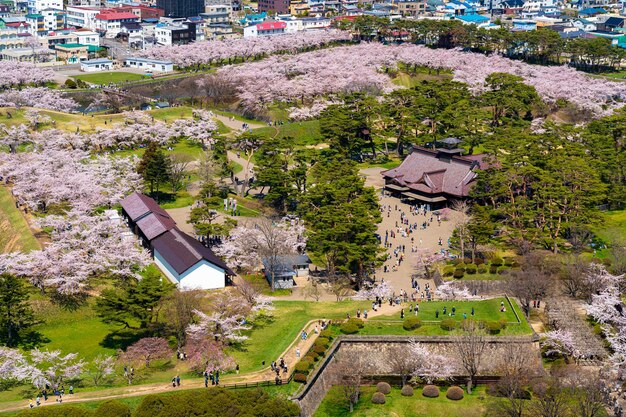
(403, 317, 422, 330)
(319, 329, 333, 339)
(313, 344, 326, 356)
(451, 258, 463, 265)
(446, 386, 465, 400)
(340, 322, 359, 334)
(489, 265, 498, 274)
(401, 385, 414, 396)
(95, 401, 131, 417)
(463, 257, 472, 264)
(347, 318, 365, 329)
(376, 382, 392, 394)
(478, 264, 488, 274)
(453, 269, 465, 279)
(64, 79, 77, 89)
(16, 406, 92, 417)
(461, 318, 477, 331)
(314, 337, 330, 348)
(293, 373, 307, 383)
(295, 362, 310, 373)
(491, 258, 504, 267)
(371, 392, 386, 404)
(307, 351, 320, 361)
(486, 321, 502, 334)
(422, 385, 440, 398)
(498, 318, 508, 329)
(456, 263, 466, 270)
(441, 318, 456, 331)
(475, 258, 485, 265)
(301, 356, 314, 366)
(443, 265, 455, 277)
(465, 264, 477, 274)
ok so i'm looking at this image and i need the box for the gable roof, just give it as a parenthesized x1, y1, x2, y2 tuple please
(120, 191, 171, 222)
(381, 147, 483, 198)
(135, 212, 176, 240)
(152, 228, 233, 276)
(605, 16, 625, 27)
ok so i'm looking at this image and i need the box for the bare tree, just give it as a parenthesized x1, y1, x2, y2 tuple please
(558, 367, 607, 417)
(453, 321, 487, 394)
(530, 377, 571, 417)
(388, 345, 417, 386)
(333, 352, 366, 413)
(236, 277, 263, 305)
(169, 153, 193, 192)
(162, 290, 204, 348)
(303, 280, 323, 302)
(560, 257, 590, 299)
(326, 277, 353, 302)
(508, 253, 555, 317)
(487, 344, 541, 417)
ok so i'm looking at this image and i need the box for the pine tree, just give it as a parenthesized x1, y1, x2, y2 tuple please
(137, 142, 171, 195)
(0, 273, 36, 347)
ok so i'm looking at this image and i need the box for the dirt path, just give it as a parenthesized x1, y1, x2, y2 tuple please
(213, 114, 265, 132)
(0, 299, 407, 413)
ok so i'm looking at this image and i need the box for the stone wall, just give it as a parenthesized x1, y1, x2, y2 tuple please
(291, 335, 540, 417)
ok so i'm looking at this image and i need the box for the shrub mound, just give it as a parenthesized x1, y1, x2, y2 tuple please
(347, 318, 365, 328)
(478, 264, 488, 274)
(443, 265, 455, 277)
(314, 337, 330, 348)
(340, 322, 359, 334)
(295, 362, 310, 373)
(453, 269, 465, 279)
(96, 401, 131, 417)
(440, 318, 456, 331)
(422, 385, 440, 398)
(312, 344, 326, 356)
(319, 329, 333, 339)
(465, 264, 477, 274)
(401, 385, 414, 396)
(446, 386, 465, 400)
(294, 373, 307, 383)
(489, 265, 498, 274)
(486, 321, 502, 334)
(371, 392, 386, 404)
(376, 382, 392, 394)
(491, 257, 504, 267)
(403, 317, 422, 331)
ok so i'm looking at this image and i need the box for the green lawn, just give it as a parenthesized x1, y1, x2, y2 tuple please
(361, 298, 532, 336)
(0, 187, 40, 253)
(114, 138, 205, 159)
(596, 210, 626, 247)
(443, 272, 503, 281)
(315, 385, 487, 417)
(72, 72, 147, 85)
(228, 300, 372, 373)
(252, 120, 322, 147)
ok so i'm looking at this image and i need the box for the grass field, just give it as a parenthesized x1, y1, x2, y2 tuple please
(0, 187, 40, 253)
(253, 120, 322, 147)
(72, 72, 147, 85)
(0, 107, 196, 133)
(315, 385, 487, 417)
(596, 210, 626, 247)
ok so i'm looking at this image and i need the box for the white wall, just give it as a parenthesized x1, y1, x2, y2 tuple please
(154, 250, 226, 290)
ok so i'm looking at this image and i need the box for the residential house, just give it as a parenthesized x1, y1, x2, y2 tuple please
(381, 144, 485, 209)
(54, 43, 89, 63)
(263, 254, 311, 289)
(456, 13, 491, 26)
(95, 10, 140, 36)
(26, 9, 65, 36)
(27, 0, 61, 14)
(395, 0, 427, 17)
(0, 21, 29, 51)
(572, 18, 597, 31)
(243, 21, 286, 37)
(154, 21, 196, 45)
(200, 4, 231, 24)
(600, 16, 625, 31)
(239, 12, 266, 26)
(75, 28, 100, 45)
(65, 5, 101, 29)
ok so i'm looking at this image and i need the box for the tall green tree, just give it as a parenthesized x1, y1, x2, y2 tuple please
(481, 73, 541, 126)
(137, 142, 171, 195)
(95, 268, 174, 330)
(0, 273, 36, 347)
(300, 153, 383, 288)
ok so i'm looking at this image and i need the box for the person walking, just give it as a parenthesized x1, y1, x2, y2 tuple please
(400, 309, 404, 319)
(176, 375, 180, 387)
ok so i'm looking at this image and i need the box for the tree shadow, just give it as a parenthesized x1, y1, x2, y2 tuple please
(100, 329, 149, 351)
(17, 331, 50, 350)
(150, 191, 176, 205)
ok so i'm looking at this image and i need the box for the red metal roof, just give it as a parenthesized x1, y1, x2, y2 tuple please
(95, 12, 138, 20)
(257, 21, 286, 31)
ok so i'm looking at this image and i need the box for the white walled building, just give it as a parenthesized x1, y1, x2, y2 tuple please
(66, 6, 101, 29)
(125, 56, 173, 72)
(27, 0, 62, 13)
(80, 57, 112, 71)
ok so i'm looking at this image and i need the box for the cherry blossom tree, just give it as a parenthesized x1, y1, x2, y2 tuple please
(184, 338, 236, 374)
(187, 308, 251, 344)
(354, 280, 393, 301)
(215, 217, 306, 291)
(434, 281, 478, 301)
(121, 337, 172, 368)
(86, 355, 115, 386)
(0, 88, 77, 112)
(410, 341, 455, 384)
(29, 348, 84, 389)
(415, 248, 446, 279)
(0, 61, 54, 89)
(0, 347, 35, 384)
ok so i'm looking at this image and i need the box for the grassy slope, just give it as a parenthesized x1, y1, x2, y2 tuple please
(596, 210, 626, 247)
(72, 72, 147, 85)
(252, 120, 322, 147)
(315, 385, 487, 417)
(0, 187, 40, 253)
